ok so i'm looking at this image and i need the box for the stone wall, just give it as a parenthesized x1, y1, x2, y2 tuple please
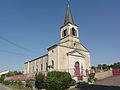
(95, 70, 113, 80)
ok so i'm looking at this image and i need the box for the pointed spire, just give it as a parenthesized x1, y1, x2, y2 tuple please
(64, 7, 74, 25)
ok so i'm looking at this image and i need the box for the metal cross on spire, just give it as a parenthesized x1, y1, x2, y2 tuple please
(67, 0, 71, 7)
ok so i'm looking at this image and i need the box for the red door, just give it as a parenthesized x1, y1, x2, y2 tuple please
(74, 62, 82, 80)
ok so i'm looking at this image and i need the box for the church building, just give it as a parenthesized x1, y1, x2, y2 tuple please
(24, 5, 91, 81)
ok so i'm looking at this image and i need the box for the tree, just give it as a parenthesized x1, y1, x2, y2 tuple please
(110, 62, 120, 69)
(35, 72, 45, 89)
(97, 64, 102, 70)
(0, 74, 6, 83)
(103, 64, 110, 70)
(97, 64, 110, 71)
(91, 66, 96, 72)
(6, 71, 23, 77)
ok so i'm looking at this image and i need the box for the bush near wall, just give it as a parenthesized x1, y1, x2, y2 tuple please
(3, 80, 24, 87)
(26, 80, 34, 89)
(3, 80, 11, 85)
(0, 74, 6, 83)
(35, 72, 45, 89)
(45, 71, 76, 90)
(88, 73, 97, 83)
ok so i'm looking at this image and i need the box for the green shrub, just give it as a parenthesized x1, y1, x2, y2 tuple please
(0, 74, 6, 83)
(13, 80, 18, 85)
(35, 72, 45, 89)
(26, 80, 33, 89)
(89, 73, 95, 79)
(45, 71, 73, 90)
(10, 81, 14, 85)
(70, 79, 76, 86)
(46, 77, 61, 90)
(17, 81, 24, 88)
(88, 78, 97, 83)
(88, 73, 97, 83)
(3, 80, 11, 85)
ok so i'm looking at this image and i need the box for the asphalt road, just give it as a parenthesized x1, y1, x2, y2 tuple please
(0, 84, 13, 90)
(95, 75, 120, 86)
(71, 75, 120, 90)
(77, 84, 120, 90)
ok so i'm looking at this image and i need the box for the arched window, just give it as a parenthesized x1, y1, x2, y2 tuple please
(41, 64, 43, 70)
(71, 28, 77, 36)
(62, 29, 67, 37)
(32, 66, 34, 72)
(52, 60, 54, 69)
(36, 65, 38, 72)
(46, 63, 48, 71)
(36, 69, 38, 72)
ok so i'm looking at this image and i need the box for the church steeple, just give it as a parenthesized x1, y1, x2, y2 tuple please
(60, 0, 80, 44)
(64, 7, 74, 25)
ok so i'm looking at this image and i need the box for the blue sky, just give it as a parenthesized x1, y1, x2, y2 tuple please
(0, 0, 120, 71)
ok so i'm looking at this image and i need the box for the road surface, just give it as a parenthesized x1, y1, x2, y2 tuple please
(70, 75, 120, 90)
(0, 84, 13, 90)
(95, 75, 120, 86)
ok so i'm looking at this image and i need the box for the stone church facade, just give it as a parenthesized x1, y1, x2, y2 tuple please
(24, 6, 91, 81)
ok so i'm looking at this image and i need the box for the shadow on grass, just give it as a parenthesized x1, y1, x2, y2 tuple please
(79, 84, 120, 90)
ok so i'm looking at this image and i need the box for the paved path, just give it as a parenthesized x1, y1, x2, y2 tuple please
(70, 75, 120, 90)
(0, 84, 13, 90)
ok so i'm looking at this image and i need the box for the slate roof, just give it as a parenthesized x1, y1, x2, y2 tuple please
(64, 7, 74, 25)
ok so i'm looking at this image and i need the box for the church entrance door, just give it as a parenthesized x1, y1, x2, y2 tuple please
(74, 62, 82, 80)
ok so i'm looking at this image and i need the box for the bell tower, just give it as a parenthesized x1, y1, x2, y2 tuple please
(60, 4, 80, 46)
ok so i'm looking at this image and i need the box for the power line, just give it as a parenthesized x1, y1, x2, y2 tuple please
(0, 49, 34, 56)
(0, 35, 35, 54)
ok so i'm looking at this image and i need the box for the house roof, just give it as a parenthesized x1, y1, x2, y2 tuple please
(47, 44, 58, 51)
